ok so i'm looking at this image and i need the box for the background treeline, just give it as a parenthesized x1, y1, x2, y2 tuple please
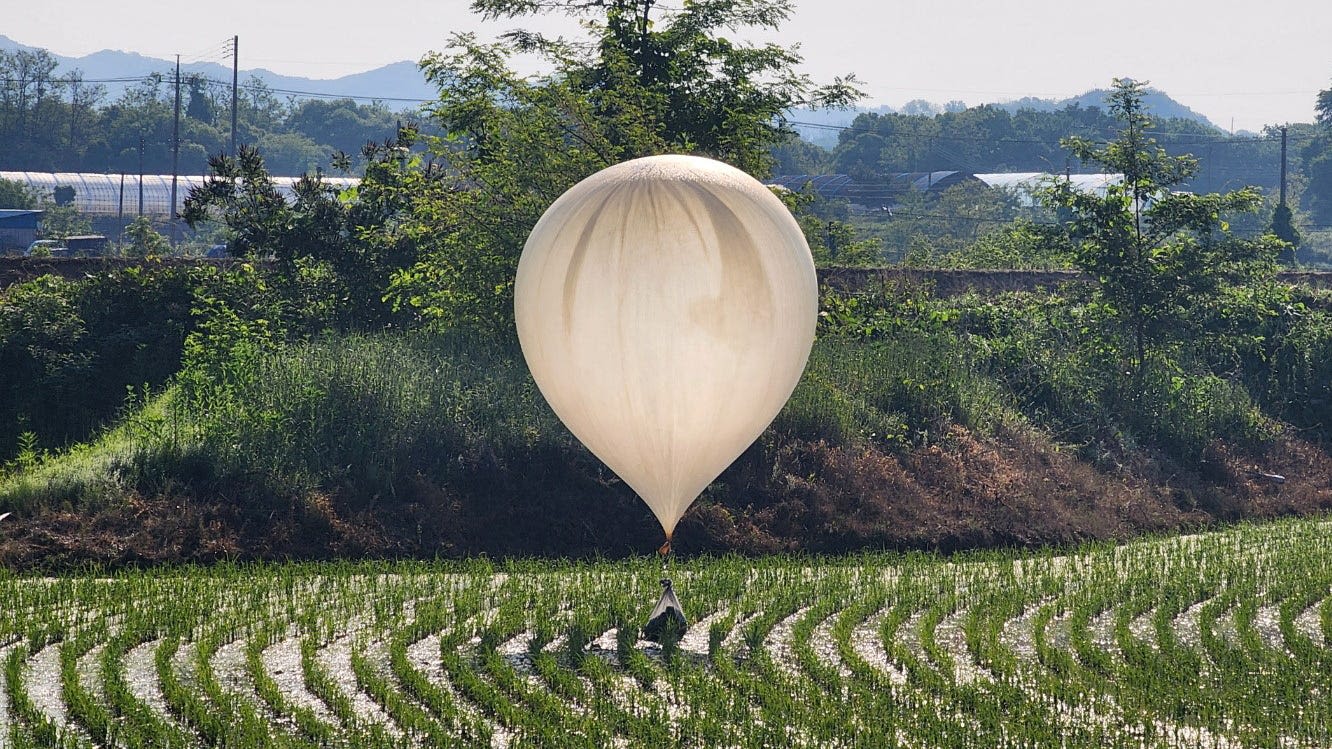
(784, 100, 1332, 232)
(791, 105, 1268, 192)
(0, 48, 412, 176)
(7, 42, 1332, 226)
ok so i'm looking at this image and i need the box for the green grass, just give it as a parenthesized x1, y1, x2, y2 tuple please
(1, 327, 1015, 515)
(1, 516, 1330, 747)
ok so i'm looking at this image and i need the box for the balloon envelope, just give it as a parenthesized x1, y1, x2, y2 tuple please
(515, 154, 818, 538)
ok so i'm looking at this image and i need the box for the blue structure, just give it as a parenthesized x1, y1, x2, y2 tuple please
(0, 209, 42, 253)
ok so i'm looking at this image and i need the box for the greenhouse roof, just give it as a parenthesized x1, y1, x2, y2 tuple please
(0, 172, 360, 217)
(974, 172, 1122, 198)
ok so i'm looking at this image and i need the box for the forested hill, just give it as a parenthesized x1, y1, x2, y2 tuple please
(996, 87, 1218, 128)
(791, 87, 1220, 149)
(785, 102, 1298, 198)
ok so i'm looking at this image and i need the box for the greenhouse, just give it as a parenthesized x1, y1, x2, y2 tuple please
(973, 172, 1122, 206)
(766, 170, 1128, 211)
(0, 172, 359, 217)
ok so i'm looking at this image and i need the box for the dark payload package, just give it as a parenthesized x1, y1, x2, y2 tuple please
(642, 578, 687, 642)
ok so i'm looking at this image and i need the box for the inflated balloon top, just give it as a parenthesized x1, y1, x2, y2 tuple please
(515, 154, 818, 541)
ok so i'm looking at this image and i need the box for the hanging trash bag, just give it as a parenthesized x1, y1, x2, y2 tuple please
(642, 578, 688, 642)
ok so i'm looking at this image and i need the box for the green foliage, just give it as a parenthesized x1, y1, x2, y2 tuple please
(1303, 148, 1332, 223)
(119, 216, 170, 257)
(938, 219, 1074, 270)
(828, 98, 1274, 197)
(1046, 78, 1283, 375)
(807, 281, 1279, 464)
(1269, 203, 1301, 261)
(0, 265, 253, 464)
(184, 142, 419, 329)
(865, 181, 1027, 264)
(781, 284, 1012, 447)
(182, 145, 295, 259)
(0, 177, 38, 209)
(387, 0, 859, 332)
(178, 264, 287, 388)
(0, 46, 411, 176)
(35, 202, 92, 241)
(1260, 290, 1332, 432)
(778, 187, 883, 266)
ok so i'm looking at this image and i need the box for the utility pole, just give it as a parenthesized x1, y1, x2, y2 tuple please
(68, 74, 79, 157)
(137, 136, 145, 217)
(1272, 124, 1300, 264)
(230, 35, 239, 158)
(171, 55, 181, 242)
(1279, 125, 1288, 207)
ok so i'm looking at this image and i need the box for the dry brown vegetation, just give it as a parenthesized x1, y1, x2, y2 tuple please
(5, 425, 1330, 570)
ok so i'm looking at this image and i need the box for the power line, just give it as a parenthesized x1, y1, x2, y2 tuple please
(0, 76, 163, 85)
(181, 39, 233, 66)
(0, 73, 433, 106)
(788, 119, 1317, 147)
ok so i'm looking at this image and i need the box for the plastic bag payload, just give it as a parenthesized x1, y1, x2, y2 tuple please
(642, 578, 687, 643)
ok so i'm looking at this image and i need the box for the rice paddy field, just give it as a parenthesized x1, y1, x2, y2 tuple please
(2, 516, 1330, 748)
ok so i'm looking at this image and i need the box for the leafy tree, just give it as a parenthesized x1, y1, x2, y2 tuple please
(938, 219, 1073, 270)
(0, 177, 38, 209)
(388, 0, 860, 332)
(183, 140, 422, 329)
(858, 181, 1022, 264)
(37, 202, 92, 240)
(1045, 78, 1284, 377)
(778, 189, 882, 266)
(1269, 202, 1300, 261)
(120, 216, 170, 257)
(826, 100, 1249, 194)
(284, 99, 400, 163)
(771, 132, 831, 175)
(0, 49, 77, 169)
(1305, 89, 1332, 224)
(185, 74, 215, 124)
(253, 131, 326, 175)
(1306, 151, 1332, 223)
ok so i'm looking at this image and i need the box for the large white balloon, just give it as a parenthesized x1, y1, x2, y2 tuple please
(515, 154, 818, 539)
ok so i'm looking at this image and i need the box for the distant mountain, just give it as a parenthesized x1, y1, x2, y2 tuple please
(0, 35, 437, 107)
(788, 87, 1220, 150)
(995, 88, 1219, 129)
(3, 35, 1219, 135)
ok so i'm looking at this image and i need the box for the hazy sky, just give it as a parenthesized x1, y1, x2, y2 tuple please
(7, 0, 1330, 132)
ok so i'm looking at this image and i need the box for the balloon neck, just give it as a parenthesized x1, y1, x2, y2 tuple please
(657, 539, 672, 558)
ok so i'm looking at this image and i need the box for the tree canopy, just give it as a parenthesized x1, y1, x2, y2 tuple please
(1045, 79, 1284, 375)
(0, 49, 409, 176)
(384, 0, 860, 331)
